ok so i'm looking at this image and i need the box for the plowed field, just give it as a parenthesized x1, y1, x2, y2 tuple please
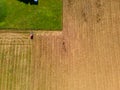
(0, 0, 120, 90)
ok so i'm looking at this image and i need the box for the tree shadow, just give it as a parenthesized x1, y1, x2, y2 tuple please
(18, 0, 29, 4)
(17, 0, 38, 5)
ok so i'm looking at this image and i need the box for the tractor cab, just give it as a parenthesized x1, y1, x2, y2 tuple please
(30, 32, 33, 39)
(18, 0, 38, 5)
(30, 0, 38, 5)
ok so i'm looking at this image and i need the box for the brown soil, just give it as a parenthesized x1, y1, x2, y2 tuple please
(33, 0, 120, 90)
(0, 0, 120, 90)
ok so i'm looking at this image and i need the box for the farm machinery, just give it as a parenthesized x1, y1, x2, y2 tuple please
(18, 0, 38, 5)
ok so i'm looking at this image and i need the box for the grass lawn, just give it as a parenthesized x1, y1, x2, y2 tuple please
(0, 0, 62, 30)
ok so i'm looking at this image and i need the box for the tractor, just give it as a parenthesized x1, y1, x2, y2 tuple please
(30, 0, 38, 5)
(30, 32, 33, 39)
(18, 0, 38, 5)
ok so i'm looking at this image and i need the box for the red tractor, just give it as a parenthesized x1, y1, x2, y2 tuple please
(30, 32, 33, 39)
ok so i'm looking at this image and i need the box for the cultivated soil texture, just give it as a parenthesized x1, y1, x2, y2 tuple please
(0, 0, 120, 90)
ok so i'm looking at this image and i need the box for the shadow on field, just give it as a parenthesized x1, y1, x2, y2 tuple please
(17, 0, 38, 5)
(0, 2, 7, 22)
(18, 0, 29, 4)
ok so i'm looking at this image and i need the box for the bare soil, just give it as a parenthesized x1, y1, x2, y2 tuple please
(33, 0, 120, 90)
(0, 0, 120, 90)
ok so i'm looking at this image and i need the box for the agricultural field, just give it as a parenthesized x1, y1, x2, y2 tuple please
(0, 0, 62, 30)
(0, 0, 120, 90)
(0, 33, 33, 90)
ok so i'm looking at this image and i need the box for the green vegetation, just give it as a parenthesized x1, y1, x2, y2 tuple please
(0, 0, 62, 30)
(0, 0, 7, 22)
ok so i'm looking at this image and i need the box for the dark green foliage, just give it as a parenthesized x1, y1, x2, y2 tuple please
(0, 1, 7, 22)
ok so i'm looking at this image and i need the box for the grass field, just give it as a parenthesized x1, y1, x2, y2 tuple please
(0, 0, 62, 30)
